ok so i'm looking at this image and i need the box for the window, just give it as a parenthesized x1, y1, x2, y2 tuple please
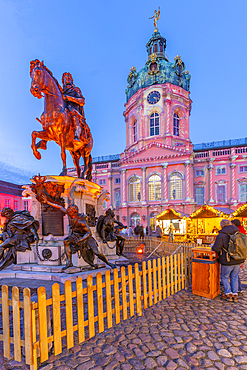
(216, 166, 226, 175)
(4, 199, 10, 208)
(133, 120, 137, 142)
(23, 200, 29, 211)
(160, 44, 163, 52)
(130, 212, 141, 227)
(103, 200, 107, 209)
(173, 113, 179, 136)
(169, 173, 183, 200)
(239, 166, 247, 173)
(115, 191, 121, 208)
(150, 113, 159, 136)
(154, 44, 157, 52)
(114, 178, 120, 184)
(99, 179, 106, 185)
(129, 175, 141, 202)
(14, 200, 19, 211)
(240, 184, 247, 202)
(195, 187, 205, 204)
(216, 185, 226, 203)
(148, 175, 161, 201)
(195, 170, 204, 177)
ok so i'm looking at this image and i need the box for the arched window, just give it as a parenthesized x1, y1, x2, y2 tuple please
(148, 174, 161, 201)
(150, 113, 159, 136)
(154, 44, 158, 53)
(133, 120, 137, 142)
(130, 212, 141, 227)
(173, 113, 179, 136)
(129, 175, 141, 202)
(169, 173, 183, 200)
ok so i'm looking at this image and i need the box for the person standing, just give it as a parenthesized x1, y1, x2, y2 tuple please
(212, 219, 244, 302)
(128, 226, 133, 239)
(231, 219, 246, 295)
(140, 225, 145, 240)
(168, 223, 175, 242)
(155, 225, 162, 239)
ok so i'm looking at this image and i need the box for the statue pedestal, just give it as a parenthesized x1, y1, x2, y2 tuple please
(21, 175, 115, 270)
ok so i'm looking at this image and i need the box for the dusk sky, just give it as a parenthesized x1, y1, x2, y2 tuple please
(0, 0, 247, 178)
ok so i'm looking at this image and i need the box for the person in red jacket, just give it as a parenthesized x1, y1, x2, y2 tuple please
(231, 219, 246, 296)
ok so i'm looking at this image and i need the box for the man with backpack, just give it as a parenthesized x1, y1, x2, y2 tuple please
(212, 219, 246, 302)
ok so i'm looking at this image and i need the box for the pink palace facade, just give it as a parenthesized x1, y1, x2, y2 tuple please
(69, 29, 247, 229)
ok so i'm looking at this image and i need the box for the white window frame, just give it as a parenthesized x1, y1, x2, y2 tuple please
(150, 113, 160, 137)
(239, 165, 247, 174)
(128, 175, 142, 203)
(195, 169, 204, 177)
(168, 172, 183, 200)
(99, 178, 106, 186)
(195, 186, 205, 204)
(239, 183, 247, 203)
(148, 174, 161, 201)
(215, 183, 227, 203)
(216, 166, 227, 175)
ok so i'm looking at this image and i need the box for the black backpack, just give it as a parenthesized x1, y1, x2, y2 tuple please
(223, 232, 247, 261)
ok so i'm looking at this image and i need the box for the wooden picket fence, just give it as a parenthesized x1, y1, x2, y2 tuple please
(0, 252, 190, 369)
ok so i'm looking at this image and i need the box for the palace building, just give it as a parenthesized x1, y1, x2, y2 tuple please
(69, 28, 247, 229)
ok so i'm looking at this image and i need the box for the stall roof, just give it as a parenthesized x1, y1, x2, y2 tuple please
(156, 208, 189, 220)
(232, 203, 247, 218)
(190, 205, 230, 219)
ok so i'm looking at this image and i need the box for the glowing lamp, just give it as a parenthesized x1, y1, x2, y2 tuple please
(137, 248, 143, 254)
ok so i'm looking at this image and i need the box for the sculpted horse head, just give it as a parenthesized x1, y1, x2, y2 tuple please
(30, 59, 93, 180)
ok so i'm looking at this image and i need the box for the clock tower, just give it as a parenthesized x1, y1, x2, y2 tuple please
(123, 29, 192, 154)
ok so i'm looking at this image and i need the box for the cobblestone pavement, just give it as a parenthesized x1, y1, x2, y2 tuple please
(2, 264, 247, 370)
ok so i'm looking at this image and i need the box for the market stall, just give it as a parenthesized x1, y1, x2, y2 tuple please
(156, 208, 188, 241)
(231, 203, 247, 232)
(188, 205, 231, 244)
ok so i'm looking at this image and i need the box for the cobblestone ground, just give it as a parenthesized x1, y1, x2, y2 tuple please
(2, 263, 247, 370)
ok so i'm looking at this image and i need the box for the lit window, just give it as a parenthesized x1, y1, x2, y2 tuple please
(195, 170, 204, 177)
(23, 200, 29, 211)
(150, 113, 159, 136)
(169, 173, 183, 200)
(240, 166, 247, 173)
(240, 184, 247, 202)
(217, 185, 226, 203)
(195, 187, 204, 204)
(148, 175, 161, 201)
(99, 179, 106, 185)
(115, 178, 121, 184)
(129, 176, 141, 202)
(4, 199, 10, 208)
(216, 166, 226, 175)
(173, 113, 179, 136)
(14, 200, 19, 211)
(133, 120, 137, 142)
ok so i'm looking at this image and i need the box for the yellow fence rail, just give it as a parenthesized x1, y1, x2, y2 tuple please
(0, 252, 191, 369)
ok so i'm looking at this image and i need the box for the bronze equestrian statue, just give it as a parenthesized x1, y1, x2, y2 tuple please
(0, 208, 39, 271)
(41, 195, 115, 270)
(97, 209, 126, 256)
(30, 59, 93, 180)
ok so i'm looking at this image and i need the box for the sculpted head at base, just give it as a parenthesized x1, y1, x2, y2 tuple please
(1, 207, 14, 219)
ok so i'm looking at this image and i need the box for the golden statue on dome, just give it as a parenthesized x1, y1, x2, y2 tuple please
(150, 7, 160, 32)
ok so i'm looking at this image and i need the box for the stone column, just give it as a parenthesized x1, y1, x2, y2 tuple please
(230, 156, 238, 204)
(184, 160, 190, 201)
(208, 159, 215, 204)
(108, 174, 113, 208)
(162, 162, 168, 202)
(121, 169, 127, 207)
(141, 167, 147, 205)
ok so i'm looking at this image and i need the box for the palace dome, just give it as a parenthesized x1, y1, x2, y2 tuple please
(125, 31, 191, 102)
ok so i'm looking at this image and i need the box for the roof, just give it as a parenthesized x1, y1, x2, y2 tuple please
(193, 138, 247, 151)
(190, 205, 230, 219)
(156, 208, 189, 220)
(232, 203, 247, 217)
(0, 180, 23, 197)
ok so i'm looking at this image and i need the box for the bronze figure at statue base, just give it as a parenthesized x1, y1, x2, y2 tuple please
(0, 175, 127, 282)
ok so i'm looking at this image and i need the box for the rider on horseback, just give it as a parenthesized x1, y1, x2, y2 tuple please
(62, 72, 89, 142)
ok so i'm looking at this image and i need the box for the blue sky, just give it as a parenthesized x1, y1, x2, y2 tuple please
(0, 0, 247, 178)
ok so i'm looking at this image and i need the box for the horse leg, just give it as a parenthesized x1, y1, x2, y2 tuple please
(80, 152, 89, 179)
(31, 130, 48, 160)
(71, 151, 81, 178)
(86, 155, 92, 181)
(59, 133, 67, 176)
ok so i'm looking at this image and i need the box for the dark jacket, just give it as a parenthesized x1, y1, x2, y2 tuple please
(212, 224, 245, 265)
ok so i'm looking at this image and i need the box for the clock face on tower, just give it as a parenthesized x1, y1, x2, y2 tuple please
(147, 90, 161, 105)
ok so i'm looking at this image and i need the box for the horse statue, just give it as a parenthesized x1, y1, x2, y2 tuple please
(30, 59, 93, 180)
